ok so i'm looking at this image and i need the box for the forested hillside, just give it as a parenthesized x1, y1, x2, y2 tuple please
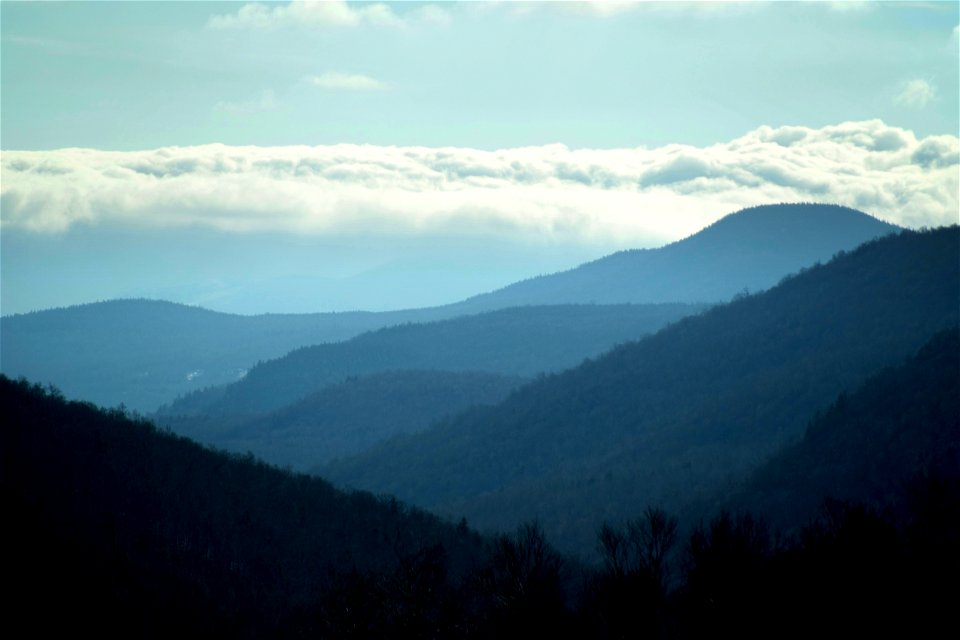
(716, 326, 959, 531)
(4, 372, 955, 638)
(162, 370, 526, 471)
(161, 303, 701, 417)
(454, 203, 898, 311)
(1, 375, 490, 636)
(323, 227, 959, 556)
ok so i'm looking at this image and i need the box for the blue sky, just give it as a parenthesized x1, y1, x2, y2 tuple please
(2, 1, 958, 314)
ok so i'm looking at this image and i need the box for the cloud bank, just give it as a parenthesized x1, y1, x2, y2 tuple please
(3, 120, 957, 246)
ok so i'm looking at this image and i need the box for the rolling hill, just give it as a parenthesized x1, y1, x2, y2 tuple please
(0, 374, 492, 636)
(159, 303, 701, 417)
(452, 203, 898, 311)
(2, 203, 895, 414)
(162, 369, 527, 472)
(322, 226, 959, 556)
(0, 299, 453, 412)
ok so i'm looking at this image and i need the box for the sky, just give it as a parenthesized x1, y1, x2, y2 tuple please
(2, 1, 958, 315)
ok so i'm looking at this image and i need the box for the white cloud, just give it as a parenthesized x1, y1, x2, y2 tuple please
(207, 1, 444, 30)
(894, 79, 937, 108)
(2, 121, 957, 243)
(213, 89, 280, 114)
(308, 72, 389, 91)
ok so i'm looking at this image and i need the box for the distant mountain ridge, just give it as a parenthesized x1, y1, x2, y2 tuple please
(159, 303, 700, 417)
(2, 203, 898, 412)
(452, 203, 899, 310)
(162, 369, 527, 471)
(323, 226, 959, 556)
(0, 298, 466, 412)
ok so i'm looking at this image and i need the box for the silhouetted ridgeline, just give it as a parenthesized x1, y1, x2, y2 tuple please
(1, 375, 488, 636)
(454, 202, 898, 310)
(2, 375, 955, 637)
(323, 226, 959, 556)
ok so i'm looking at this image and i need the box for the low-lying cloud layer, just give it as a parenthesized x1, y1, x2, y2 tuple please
(3, 120, 957, 246)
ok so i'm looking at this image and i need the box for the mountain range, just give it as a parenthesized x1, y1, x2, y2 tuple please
(1, 203, 897, 413)
(2, 201, 956, 633)
(322, 225, 959, 555)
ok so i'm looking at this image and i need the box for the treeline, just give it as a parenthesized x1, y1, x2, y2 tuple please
(3, 375, 955, 637)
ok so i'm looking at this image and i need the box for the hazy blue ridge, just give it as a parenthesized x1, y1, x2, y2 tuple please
(452, 203, 899, 311)
(160, 369, 528, 472)
(160, 303, 702, 417)
(321, 226, 959, 557)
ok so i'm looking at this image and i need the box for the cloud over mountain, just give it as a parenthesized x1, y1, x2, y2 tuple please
(2, 120, 956, 244)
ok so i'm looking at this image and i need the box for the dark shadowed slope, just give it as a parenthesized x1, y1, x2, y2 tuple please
(717, 327, 959, 532)
(452, 203, 898, 311)
(323, 227, 959, 557)
(162, 370, 526, 472)
(0, 374, 490, 637)
(160, 303, 701, 417)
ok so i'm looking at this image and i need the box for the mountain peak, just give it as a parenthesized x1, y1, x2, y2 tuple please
(677, 202, 897, 249)
(457, 202, 900, 310)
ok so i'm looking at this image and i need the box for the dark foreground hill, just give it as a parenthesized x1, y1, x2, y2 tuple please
(163, 370, 527, 472)
(161, 303, 701, 417)
(1, 375, 493, 636)
(323, 226, 959, 556)
(3, 373, 956, 638)
(453, 203, 898, 311)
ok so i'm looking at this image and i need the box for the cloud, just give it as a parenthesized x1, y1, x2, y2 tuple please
(2, 121, 957, 244)
(308, 72, 389, 91)
(207, 1, 444, 30)
(213, 89, 279, 114)
(894, 79, 937, 108)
